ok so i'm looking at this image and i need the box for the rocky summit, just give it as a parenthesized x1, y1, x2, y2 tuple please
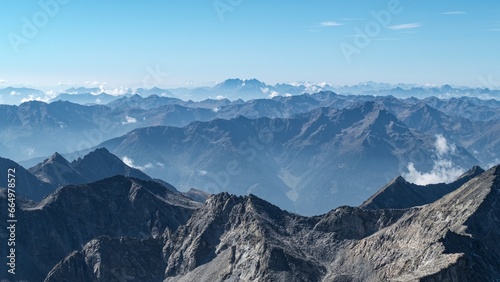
(0, 165, 497, 281)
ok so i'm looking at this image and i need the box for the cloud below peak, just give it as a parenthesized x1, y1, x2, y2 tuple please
(403, 134, 463, 185)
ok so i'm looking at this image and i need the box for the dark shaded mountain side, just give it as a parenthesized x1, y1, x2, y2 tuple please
(43, 165, 500, 281)
(26, 148, 154, 198)
(0, 176, 199, 282)
(0, 156, 54, 201)
(361, 165, 485, 210)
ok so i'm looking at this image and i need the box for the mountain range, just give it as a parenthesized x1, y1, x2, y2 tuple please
(91, 102, 478, 215)
(2, 90, 498, 163)
(1, 84, 499, 214)
(2, 79, 500, 106)
(28, 148, 152, 188)
(1, 164, 498, 281)
(0, 91, 500, 215)
(0, 148, 210, 204)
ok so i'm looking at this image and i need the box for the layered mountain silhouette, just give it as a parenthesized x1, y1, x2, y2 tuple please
(96, 102, 478, 215)
(3, 90, 499, 164)
(0, 156, 53, 201)
(361, 165, 485, 210)
(28, 148, 152, 188)
(1, 164, 497, 281)
(0, 148, 162, 201)
(0, 176, 201, 281)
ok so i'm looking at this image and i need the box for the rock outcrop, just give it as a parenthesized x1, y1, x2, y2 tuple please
(42, 165, 500, 281)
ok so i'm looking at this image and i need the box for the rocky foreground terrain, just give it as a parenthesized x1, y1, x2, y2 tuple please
(0, 165, 499, 281)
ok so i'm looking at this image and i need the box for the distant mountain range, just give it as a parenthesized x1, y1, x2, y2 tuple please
(0, 148, 208, 204)
(89, 102, 478, 215)
(1, 78, 499, 280)
(28, 148, 152, 188)
(1, 164, 498, 281)
(2, 78, 500, 106)
(2, 90, 499, 214)
(2, 90, 499, 163)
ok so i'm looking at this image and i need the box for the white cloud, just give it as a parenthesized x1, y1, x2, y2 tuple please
(403, 135, 463, 185)
(320, 21, 344, 27)
(284, 93, 293, 97)
(10, 91, 20, 96)
(85, 81, 103, 86)
(0, 79, 8, 84)
(341, 18, 365, 21)
(198, 170, 208, 176)
(403, 161, 464, 185)
(261, 87, 270, 94)
(122, 115, 137, 125)
(21, 95, 49, 103)
(268, 91, 280, 98)
(388, 23, 422, 30)
(123, 157, 135, 166)
(212, 107, 220, 113)
(373, 38, 400, 41)
(122, 156, 154, 170)
(215, 95, 226, 100)
(441, 11, 466, 15)
(45, 90, 60, 100)
(435, 134, 455, 157)
(103, 86, 130, 96)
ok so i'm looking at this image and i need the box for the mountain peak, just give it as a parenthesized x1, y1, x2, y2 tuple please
(361, 165, 489, 210)
(75, 147, 115, 163)
(392, 175, 407, 184)
(29, 148, 153, 188)
(458, 165, 485, 180)
(46, 152, 69, 164)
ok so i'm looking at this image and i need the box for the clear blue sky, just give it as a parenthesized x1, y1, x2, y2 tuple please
(1, 0, 499, 89)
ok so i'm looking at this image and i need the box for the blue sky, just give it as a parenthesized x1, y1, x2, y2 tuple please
(1, 0, 499, 89)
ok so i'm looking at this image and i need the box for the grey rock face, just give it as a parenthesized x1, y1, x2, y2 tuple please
(42, 165, 500, 282)
(0, 176, 199, 282)
(45, 236, 165, 282)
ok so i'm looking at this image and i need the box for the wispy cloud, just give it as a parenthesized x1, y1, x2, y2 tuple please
(373, 38, 400, 41)
(268, 91, 280, 98)
(21, 95, 50, 103)
(388, 23, 422, 30)
(122, 156, 154, 170)
(403, 135, 463, 185)
(320, 21, 344, 27)
(85, 81, 105, 86)
(0, 79, 8, 84)
(122, 115, 137, 125)
(340, 18, 365, 21)
(441, 11, 466, 15)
